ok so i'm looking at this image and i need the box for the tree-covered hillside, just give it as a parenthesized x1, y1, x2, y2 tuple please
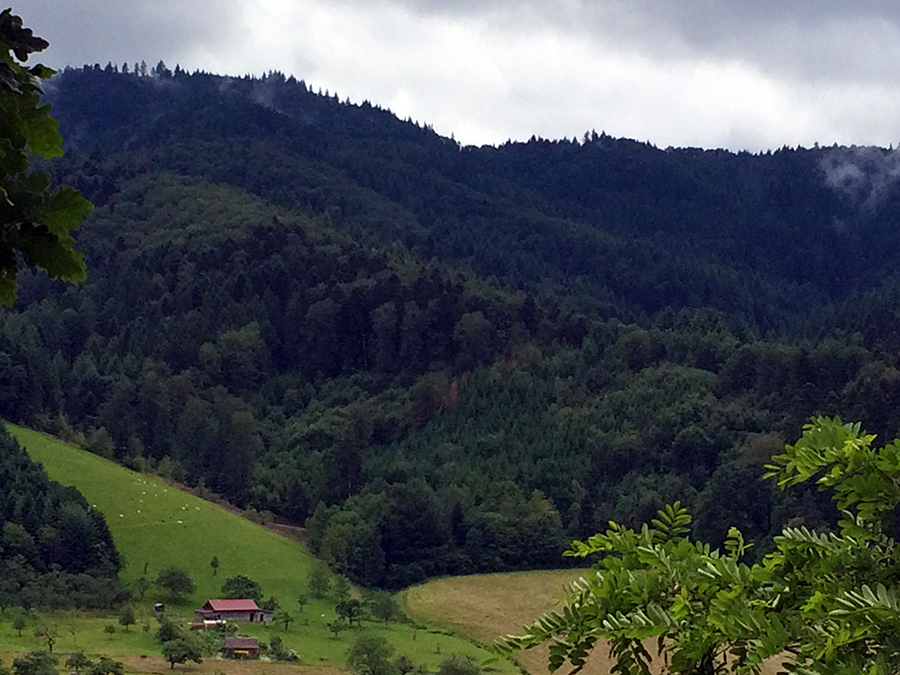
(0, 424, 122, 608)
(4, 63, 900, 588)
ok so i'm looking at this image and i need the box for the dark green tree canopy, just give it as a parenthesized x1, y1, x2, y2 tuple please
(220, 574, 262, 602)
(0, 425, 121, 608)
(437, 654, 480, 675)
(0, 9, 90, 304)
(154, 618, 185, 645)
(367, 590, 397, 626)
(336, 599, 362, 628)
(155, 567, 195, 603)
(117, 603, 135, 631)
(86, 658, 123, 675)
(64, 653, 91, 675)
(161, 639, 201, 670)
(12, 652, 57, 675)
(347, 635, 398, 675)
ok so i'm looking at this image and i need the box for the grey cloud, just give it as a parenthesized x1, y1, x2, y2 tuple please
(635, 2, 900, 85)
(25, 0, 900, 87)
(346, 0, 900, 84)
(21, 0, 244, 70)
(376, 0, 899, 42)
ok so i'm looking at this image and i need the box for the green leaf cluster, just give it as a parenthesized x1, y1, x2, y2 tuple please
(0, 9, 90, 304)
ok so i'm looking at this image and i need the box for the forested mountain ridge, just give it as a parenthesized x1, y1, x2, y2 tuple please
(4, 62, 900, 588)
(50, 65, 900, 311)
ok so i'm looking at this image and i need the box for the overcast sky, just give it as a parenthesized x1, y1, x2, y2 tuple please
(22, 1, 900, 150)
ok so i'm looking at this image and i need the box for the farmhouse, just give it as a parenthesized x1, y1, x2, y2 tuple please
(223, 636, 259, 658)
(194, 598, 273, 623)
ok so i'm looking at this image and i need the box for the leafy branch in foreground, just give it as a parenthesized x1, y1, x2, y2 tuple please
(497, 416, 900, 675)
(0, 9, 91, 304)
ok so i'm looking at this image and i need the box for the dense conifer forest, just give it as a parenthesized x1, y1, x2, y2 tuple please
(0, 425, 122, 607)
(5, 62, 900, 588)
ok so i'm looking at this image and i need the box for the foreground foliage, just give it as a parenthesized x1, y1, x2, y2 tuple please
(12, 651, 56, 675)
(498, 417, 900, 675)
(0, 9, 90, 304)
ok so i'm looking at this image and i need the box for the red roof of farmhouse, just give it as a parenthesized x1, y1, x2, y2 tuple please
(203, 599, 260, 611)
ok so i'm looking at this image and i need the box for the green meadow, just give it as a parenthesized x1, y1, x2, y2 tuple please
(6, 425, 517, 674)
(9, 426, 308, 604)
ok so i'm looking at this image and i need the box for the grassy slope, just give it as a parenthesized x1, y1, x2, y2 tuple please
(9, 426, 306, 604)
(405, 571, 596, 675)
(7, 425, 516, 674)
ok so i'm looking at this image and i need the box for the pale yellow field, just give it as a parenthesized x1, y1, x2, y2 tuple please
(404, 571, 787, 675)
(403, 570, 622, 675)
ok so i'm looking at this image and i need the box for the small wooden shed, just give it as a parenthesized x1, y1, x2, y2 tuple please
(223, 636, 259, 659)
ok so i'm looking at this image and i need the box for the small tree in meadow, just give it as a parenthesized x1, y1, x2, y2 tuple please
(307, 561, 331, 599)
(275, 610, 294, 631)
(154, 618, 185, 645)
(333, 575, 351, 603)
(34, 625, 58, 652)
(155, 567, 195, 603)
(118, 604, 135, 632)
(210, 556, 219, 576)
(347, 635, 397, 675)
(220, 575, 261, 602)
(134, 576, 151, 601)
(327, 617, 348, 639)
(161, 639, 202, 670)
(337, 599, 362, 629)
(368, 591, 397, 626)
